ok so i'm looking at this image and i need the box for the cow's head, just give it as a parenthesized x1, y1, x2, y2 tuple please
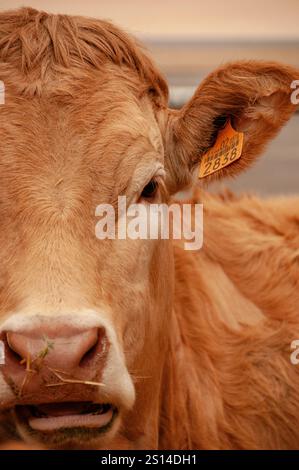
(0, 8, 297, 449)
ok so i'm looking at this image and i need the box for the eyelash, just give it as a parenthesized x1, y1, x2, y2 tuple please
(140, 179, 159, 200)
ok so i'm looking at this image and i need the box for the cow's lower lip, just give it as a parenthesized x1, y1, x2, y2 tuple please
(16, 402, 117, 432)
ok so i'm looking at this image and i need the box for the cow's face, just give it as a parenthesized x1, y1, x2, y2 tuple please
(0, 9, 298, 450)
(0, 64, 174, 448)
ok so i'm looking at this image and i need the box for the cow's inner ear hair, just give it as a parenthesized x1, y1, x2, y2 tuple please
(207, 114, 229, 149)
(213, 114, 228, 130)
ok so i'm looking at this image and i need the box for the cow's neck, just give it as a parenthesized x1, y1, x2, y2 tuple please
(158, 247, 222, 450)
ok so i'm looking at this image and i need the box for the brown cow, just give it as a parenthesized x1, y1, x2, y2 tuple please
(0, 7, 298, 450)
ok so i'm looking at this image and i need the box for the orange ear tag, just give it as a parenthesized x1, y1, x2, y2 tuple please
(198, 119, 244, 178)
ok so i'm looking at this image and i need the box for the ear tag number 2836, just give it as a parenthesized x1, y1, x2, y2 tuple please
(198, 119, 244, 178)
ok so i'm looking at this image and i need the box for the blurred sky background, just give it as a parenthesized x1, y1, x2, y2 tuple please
(1, 0, 298, 195)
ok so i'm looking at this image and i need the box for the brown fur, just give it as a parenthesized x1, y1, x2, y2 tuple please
(0, 7, 299, 450)
(0, 7, 168, 102)
(160, 190, 299, 449)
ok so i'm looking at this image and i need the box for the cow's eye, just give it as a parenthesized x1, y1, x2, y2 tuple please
(140, 179, 158, 200)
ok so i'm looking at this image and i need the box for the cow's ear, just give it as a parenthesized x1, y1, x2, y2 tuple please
(165, 61, 299, 193)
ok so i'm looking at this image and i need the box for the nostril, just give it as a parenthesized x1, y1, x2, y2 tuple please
(79, 340, 98, 367)
(79, 328, 107, 367)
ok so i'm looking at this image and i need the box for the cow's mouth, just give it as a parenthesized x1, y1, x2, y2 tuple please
(15, 402, 118, 433)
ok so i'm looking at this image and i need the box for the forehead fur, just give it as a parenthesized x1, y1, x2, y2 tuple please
(0, 7, 166, 214)
(0, 7, 168, 103)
